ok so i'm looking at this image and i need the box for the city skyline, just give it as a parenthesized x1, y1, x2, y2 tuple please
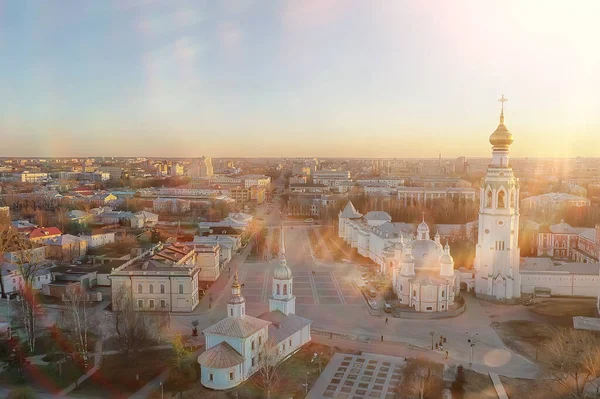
(1, 1, 599, 158)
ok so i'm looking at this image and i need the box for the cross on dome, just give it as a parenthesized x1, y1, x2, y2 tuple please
(498, 94, 508, 112)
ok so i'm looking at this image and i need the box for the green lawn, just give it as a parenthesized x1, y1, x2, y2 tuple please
(72, 349, 173, 398)
(180, 343, 358, 399)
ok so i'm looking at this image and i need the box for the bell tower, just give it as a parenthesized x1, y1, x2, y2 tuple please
(269, 226, 296, 315)
(474, 95, 521, 302)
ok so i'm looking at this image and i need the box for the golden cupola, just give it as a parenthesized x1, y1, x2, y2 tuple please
(489, 95, 514, 149)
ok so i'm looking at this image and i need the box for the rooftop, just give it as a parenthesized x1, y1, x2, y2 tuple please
(197, 342, 244, 369)
(203, 315, 271, 338)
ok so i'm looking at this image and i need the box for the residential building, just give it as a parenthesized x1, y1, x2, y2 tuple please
(12, 172, 48, 183)
(96, 166, 123, 180)
(521, 192, 590, 210)
(198, 213, 253, 232)
(41, 234, 88, 261)
(190, 157, 214, 178)
(109, 243, 201, 312)
(289, 183, 330, 194)
(153, 198, 191, 214)
(80, 232, 116, 248)
(241, 174, 271, 188)
(396, 187, 476, 205)
(135, 210, 159, 227)
(535, 222, 599, 263)
(289, 175, 307, 185)
(192, 244, 221, 282)
(193, 236, 235, 265)
(27, 227, 63, 243)
(230, 185, 266, 204)
(1, 263, 53, 294)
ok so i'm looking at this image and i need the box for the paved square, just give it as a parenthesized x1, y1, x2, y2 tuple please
(307, 353, 406, 399)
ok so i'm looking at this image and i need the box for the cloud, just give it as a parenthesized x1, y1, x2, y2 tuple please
(280, 0, 344, 31)
(222, 0, 254, 14)
(219, 22, 244, 50)
(137, 7, 204, 36)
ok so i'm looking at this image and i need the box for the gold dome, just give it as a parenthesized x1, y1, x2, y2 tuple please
(489, 110, 514, 148)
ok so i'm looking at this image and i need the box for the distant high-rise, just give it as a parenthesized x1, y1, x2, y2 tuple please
(190, 156, 213, 178)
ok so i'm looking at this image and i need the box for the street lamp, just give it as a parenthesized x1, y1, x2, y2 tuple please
(429, 331, 435, 350)
(159, 381, 164, 399)
(311, 352, 324, 373)
(466, 332, 478, 368)
(302, 371, 310, 394)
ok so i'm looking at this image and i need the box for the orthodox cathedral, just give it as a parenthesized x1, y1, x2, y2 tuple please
(338, 96, 531, 310)
(198, 230, 312, 390)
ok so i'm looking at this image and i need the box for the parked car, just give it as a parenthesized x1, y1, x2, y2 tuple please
(368, 289, 377, 298)
(384, 303, 392, 313)
(304, 218, 314, 223)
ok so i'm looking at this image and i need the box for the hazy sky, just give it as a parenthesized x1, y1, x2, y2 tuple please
(1, 0, 599, 158)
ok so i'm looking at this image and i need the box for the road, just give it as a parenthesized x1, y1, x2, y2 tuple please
(183, 223, 538, 379)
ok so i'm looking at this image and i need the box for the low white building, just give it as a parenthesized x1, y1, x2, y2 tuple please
(81, 232, 116, 248)
(192, 244, 221, 282)
(193, 236, 235, 266)
(521, 192, 590, 210)
(520, 258, 600, 297)
(1, 263, 53, 293)
(153, 198, 191, 214)
(198, 236, 311, 390)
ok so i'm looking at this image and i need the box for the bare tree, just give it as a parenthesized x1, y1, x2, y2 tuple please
(539, 328, 600, 398)
(398, 357, 444, 399)
(111, 285, 156, 361)
(2, 227, 49, 353)
(60, 285, 97, 369)
(253, 338, 285, 399)
(12, 284, 41, 353)
(583, 345, 600, 398)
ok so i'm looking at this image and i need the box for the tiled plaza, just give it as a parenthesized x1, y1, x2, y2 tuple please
(307, 353, 406, 399)
(239, 269, 365, 306)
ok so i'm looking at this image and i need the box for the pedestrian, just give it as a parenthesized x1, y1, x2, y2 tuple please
(445, 350, 449, 359)
(330, 333, 333, 339)
(436, 343, 439, 350)
(385, 317, 388, 324)
(381, 335, 383, 342)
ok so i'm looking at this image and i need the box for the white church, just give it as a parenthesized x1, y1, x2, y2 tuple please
(340, 97, 600, 312)
(197, 230, 312, 390)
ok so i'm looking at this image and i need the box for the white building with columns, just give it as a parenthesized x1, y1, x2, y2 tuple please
(473, 97, 522, 302)
(198, 229, 311, 390)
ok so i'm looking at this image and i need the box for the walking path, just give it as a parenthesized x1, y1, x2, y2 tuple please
(58, 341, 103, 396)
(193, 242, 253, 315)
(489, 372, 509, 399)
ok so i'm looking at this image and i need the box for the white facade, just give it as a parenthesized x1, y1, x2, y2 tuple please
(109, 243, 201, 312)
(393, 223, 459, 312)
(81, 232, 115, 248)
(473, 102, 521, 302)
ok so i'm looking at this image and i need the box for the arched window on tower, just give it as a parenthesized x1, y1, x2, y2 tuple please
(283, 284, 288, 295)
(276, 284, 280, 295)
(486, 189, 492, 208)
(498, 190, 506, 208)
